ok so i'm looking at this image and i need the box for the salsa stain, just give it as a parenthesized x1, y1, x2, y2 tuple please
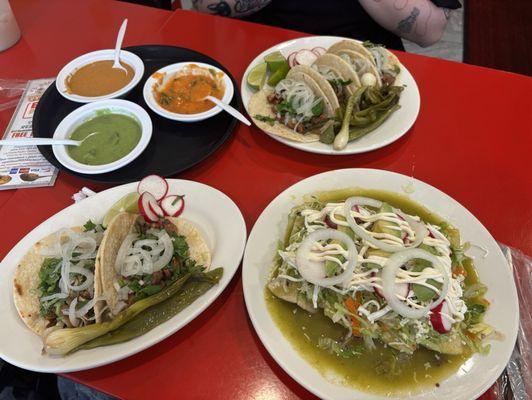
(67, 113, 141, 166)
(153, 65, 225, 114)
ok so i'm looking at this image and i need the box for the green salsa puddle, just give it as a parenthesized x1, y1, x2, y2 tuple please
(265, 188, 473, 396)
(67, 111, 141, 165)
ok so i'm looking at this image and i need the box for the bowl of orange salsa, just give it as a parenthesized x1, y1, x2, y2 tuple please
(143, 62, 234, 122)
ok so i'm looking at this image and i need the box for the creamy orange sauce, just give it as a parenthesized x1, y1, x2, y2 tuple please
(153, 65, 225, 114)
(66, 60, 134, 97)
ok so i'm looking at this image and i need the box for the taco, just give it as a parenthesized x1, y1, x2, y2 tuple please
(329, 48, 382, 88)
(249, 69, 334, 143)
(94, 212, 211, 319)
(328, 39, 376, 63)
(311, 53, 361, 101)
(363, 42, 402, 86)
(13, 223, 105, 335)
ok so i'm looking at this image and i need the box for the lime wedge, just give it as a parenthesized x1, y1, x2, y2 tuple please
(102, 192, 140, 228)
(264, 51, 287, 72)
(247, 62, 267, 90)
(267, 62, 289, 86)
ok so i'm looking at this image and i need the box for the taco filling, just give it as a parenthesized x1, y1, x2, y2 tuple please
(97, 213, 211, 318)
(265, 78, 329, 134)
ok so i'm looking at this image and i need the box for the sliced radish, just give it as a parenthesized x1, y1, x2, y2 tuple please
(160, 195, 185, 217)
(312, 46, 326, 57)
(137, 175, 168, 201)
(149, 200, 165, 218)
(287, 52, 298, 68)
(138, 192, 159, 223)
(295, 49, 318, 66)
(324, 214, 337, 229)
(373, 271, 410, 299)
(430, 300, 452, 333)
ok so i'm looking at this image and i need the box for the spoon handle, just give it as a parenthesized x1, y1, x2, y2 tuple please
(114, 19, 128, 66)
(206, 96, 251, 126)
(0, 138, 79, 146)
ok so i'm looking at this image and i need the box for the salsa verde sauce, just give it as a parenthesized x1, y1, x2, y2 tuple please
(67, 111, 141, 165)
(266, 188, 475, 395)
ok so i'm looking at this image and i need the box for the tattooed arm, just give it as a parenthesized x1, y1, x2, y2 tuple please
(358, 0, 452, 47)
(191, 0, 271, 18)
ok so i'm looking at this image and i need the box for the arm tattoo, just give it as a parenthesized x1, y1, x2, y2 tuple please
(397, 7, 420, 33)
(207, 1, 232, 16)
(234, 0, 270, 13)
(443, 8, 452, 19)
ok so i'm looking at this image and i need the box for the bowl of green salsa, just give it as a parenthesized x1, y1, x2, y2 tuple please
(52, 99, 152, 174)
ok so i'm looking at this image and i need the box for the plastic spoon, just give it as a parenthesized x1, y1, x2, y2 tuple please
(205, 95, 251, 126)
(112, 19, 128, 74)
(0, 132, 102, 147)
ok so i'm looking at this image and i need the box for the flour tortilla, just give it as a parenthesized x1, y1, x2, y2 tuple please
(95, 213, 212, 318)
(248, 70, 335, 143)
(286, 65, 340, 111)
(312, 53, 361, 94)
(13, 227, 86, 335)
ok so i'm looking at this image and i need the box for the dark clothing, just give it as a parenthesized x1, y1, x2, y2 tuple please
(243, 0, 461, 51)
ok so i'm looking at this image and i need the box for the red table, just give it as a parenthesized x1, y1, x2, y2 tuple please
(1, 1, 531, 399)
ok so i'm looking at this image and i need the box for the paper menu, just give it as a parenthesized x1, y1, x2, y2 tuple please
(0, 78, 58, 190)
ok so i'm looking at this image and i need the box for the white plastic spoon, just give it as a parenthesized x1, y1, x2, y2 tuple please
(112, 19, 128, 74)
(205, 95, 251, 126)
(0, 132, 102, 147)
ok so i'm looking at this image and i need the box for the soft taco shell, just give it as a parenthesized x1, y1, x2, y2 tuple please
(13, 227, 84, 335)
(331, 49, 382, 87)
(313, 53, 361, 94)
(248, 87, 320, 143)
(328, 39, 375, 63)
(95, 213, 212, 317)
(285, 65, 340, 111)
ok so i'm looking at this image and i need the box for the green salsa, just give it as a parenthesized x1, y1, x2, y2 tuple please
(266, 189, 476, 395)
(67, 112, 141, 165)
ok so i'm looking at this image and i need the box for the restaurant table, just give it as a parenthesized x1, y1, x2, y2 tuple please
(1, 1, 531, 399)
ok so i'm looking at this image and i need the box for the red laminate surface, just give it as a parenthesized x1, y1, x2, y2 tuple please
(1, 2, 531, 399)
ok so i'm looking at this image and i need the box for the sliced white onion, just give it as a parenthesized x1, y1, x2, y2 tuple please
(381, 248, 449, 319)
(40, 293, 68, 303)
(75, 296, 104, 319)
(295, 228, 357, 287)
(152, 232, 173, 271)
(115, 233, 138, 273)
(67, 263, 94, 292)
(394, 209, 428, 248)
(68, 297, 79, 327)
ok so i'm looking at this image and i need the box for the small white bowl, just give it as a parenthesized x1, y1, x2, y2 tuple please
(56, 50, 145, 103)
(142, 62, 234, 122)
(52, 99, 152, 174)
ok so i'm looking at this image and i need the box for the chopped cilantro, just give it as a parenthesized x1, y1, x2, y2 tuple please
(254, 115, 276, 126)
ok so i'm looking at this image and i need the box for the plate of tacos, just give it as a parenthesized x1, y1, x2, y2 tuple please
(242, 169, 518, 399)
(0, 177, 246, 372)
(242, 36, 420, 155)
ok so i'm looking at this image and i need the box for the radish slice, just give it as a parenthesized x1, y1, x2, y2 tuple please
(160, 195, 185, 217)
(149, 201, 165, 218)
(312, 47, 326, 57)
(287, 52, 298, 68)
(372, 271, 409, 299)
(430, 301, 452, 333)
(138, 192, 159, 223)
(137, 175, 168, 201)
(324, 214, 337, 229)
(295, 49, 318, 66)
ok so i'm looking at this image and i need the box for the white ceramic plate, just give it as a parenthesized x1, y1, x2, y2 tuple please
(241, 36, 420, 155)
(56, 50, 145, 103)
(52, 99, 152, 174)
(242, 168, 518, 400)
(143, 62, 234, 122)
(0, 179, 246, 373)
